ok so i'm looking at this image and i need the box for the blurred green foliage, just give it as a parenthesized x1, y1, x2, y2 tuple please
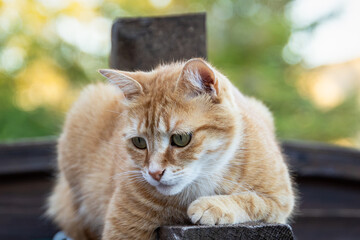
(0, 0, 359, 147)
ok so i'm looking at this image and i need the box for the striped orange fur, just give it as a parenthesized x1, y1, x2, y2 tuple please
(47, 58, 295, 240)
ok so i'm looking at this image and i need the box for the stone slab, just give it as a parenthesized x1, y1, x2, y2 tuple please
(110, 13, 206, 71)
(157, 222, 294, 240)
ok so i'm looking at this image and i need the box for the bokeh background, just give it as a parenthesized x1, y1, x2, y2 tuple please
(0, 0, 359, 148)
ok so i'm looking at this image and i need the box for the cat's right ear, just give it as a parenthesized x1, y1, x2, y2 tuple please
(98, 69, 144, 101)
(177, 58, 220, 101)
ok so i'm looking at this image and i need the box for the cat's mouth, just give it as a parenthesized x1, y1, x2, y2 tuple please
(142, 171, 189, 196)
(156, 182, 175, 190)
(155, 182, 182, 196)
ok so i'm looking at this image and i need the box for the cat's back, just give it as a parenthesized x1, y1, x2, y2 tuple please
(51, 83, 125, 237)
(60, 82, 123, 152)
(231, 86, 274, 133)
(58, 82, 125, 188)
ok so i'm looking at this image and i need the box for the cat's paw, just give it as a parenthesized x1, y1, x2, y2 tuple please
(187, 196, 237, 225)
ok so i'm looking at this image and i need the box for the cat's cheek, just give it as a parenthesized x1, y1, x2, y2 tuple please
(125, 145, 146, 166)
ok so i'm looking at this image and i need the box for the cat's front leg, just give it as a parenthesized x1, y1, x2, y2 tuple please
(102, 207, 158, 240)
(187, 192, 293, 225)
(102, 190, 158, 240)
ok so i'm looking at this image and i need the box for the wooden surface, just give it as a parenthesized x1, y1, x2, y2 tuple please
(283, 140, 360, 180)
(0, 173, 56, 240)
(0, 138, 55, 176)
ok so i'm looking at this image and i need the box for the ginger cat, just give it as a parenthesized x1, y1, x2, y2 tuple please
(47, 58, 295, 240)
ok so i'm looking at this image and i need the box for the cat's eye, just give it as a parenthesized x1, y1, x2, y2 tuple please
(131, 137, 147, 149)
(171, 133, 192, 147)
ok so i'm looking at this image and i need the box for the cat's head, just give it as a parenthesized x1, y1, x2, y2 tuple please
(100, 59, 241, 196)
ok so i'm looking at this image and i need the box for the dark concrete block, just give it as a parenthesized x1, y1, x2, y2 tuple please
(157, 222, 294, 240)
(110, 13, 206, 71)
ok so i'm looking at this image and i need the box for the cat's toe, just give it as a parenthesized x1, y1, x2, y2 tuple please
(217, 212, 236, 224)
(187, 199, 204, 224)
(187, 197, 235, 225)
(198, 205, 223, 225)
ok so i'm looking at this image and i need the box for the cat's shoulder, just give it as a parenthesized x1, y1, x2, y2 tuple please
(231, 86, 274, 130)
(75, 82, 122, 107)
(68, 82, 122, 115)
(242, 96, 275, 133)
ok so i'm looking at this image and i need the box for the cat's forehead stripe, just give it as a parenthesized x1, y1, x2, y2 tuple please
(137, 117, 144, 132)
(169, 118, 176, 131)
(158, 118, 167, 133)
(142, 91, 168, 135)
(165, 114, 171, 132)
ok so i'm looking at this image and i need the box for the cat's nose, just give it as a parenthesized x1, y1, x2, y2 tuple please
(149, 169, 165, 181)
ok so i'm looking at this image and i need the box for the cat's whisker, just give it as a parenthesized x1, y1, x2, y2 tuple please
(114, 170, 142, 176)
(121, 178, 147, 186)
(111, 171, 143, 182)
(106, 110, 124, 115)
(112, 172, 142, 180)
(170, 173, 185, 179)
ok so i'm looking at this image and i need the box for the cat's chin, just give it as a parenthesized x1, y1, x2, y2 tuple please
(155, 183, 184, 196)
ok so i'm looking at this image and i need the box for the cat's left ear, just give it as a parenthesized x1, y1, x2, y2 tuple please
(178, 58, 220, 100)
(99, 69, 144, 101)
